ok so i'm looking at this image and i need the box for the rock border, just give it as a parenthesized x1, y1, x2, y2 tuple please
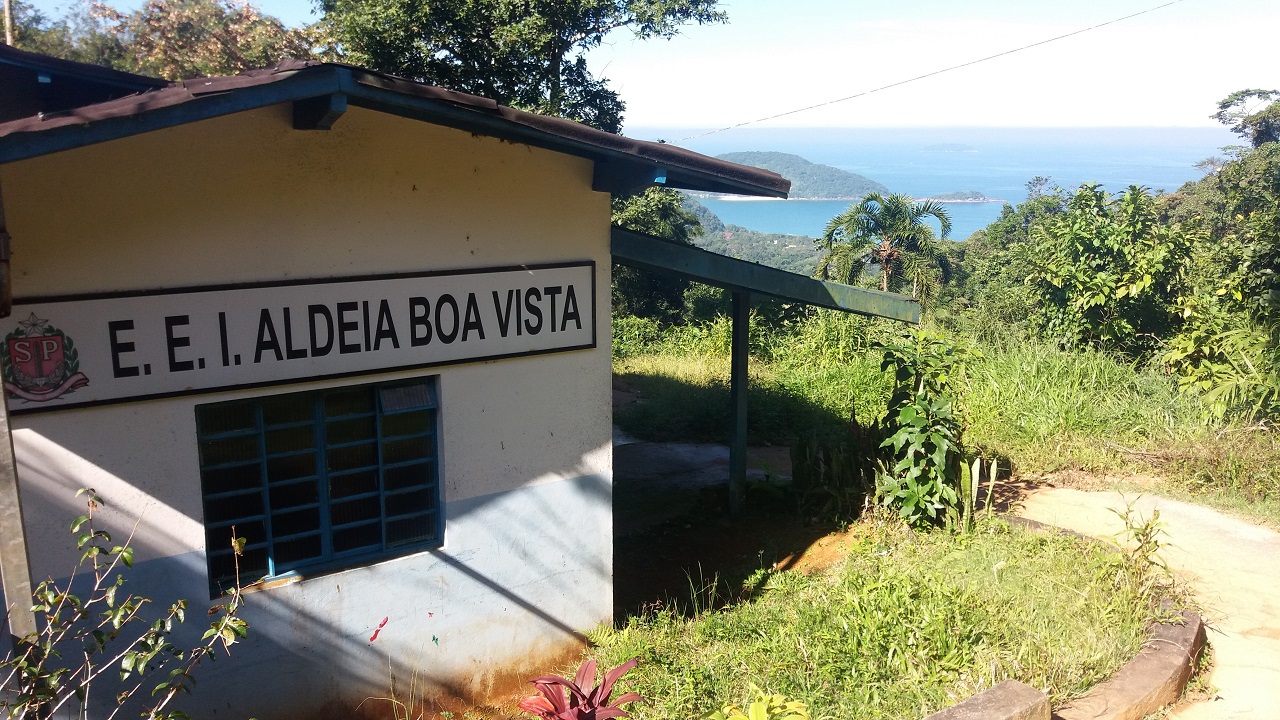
(923, 518, 1207, 720)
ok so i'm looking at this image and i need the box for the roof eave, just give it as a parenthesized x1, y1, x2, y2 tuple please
(0, 64, 788, 198)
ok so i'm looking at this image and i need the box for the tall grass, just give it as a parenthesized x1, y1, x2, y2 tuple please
(613, 310, 1280, 522)
(966, 343, 1205, 468)
(590, 518, 1163, 720)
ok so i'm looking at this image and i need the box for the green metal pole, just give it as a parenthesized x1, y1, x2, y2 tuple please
(729, 291, 749, 516)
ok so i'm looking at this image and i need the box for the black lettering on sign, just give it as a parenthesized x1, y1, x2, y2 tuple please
(515, 288, 523, 336)
(282, 308, 307, 360)
(165, 315, 195, 372)
(108, 320, 140, 378)
(561, 285, 582, 332)
(337, 302, 360, 354)
(493, 289, 516, 337)
(254, 310, 283, 363)
(462, 292, 485, 341)
(524, 287, 543, 335)
(436, 294, 459, 344)
(373, 299, 399, 351)
(362, 300, 372, 352)
(543, 286, 562, 333)
(309, 305, 334, 357)
(409, 297, 432, 346)
(219, 312, 230, 367)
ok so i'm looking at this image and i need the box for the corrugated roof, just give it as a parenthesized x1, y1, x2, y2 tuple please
(0, 56, 789, 198)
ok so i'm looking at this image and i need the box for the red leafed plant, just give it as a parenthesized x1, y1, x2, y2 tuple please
(518, 657, 645, 720)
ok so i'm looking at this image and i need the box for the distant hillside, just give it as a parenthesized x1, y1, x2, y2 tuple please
(714, 151, 889, 200)
(683, 195, 822, 275)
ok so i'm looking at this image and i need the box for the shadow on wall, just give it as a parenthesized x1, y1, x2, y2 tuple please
(8, 421, 614, 720)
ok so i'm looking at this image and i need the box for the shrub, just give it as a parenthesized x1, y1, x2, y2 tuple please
(876, 331, 977, 528)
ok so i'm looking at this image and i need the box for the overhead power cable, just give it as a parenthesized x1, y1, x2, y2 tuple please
(677, 0, 1188, 142)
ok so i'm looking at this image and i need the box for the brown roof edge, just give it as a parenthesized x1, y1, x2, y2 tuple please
(0, 43, 167, 91)
(0, 55, 789, 198)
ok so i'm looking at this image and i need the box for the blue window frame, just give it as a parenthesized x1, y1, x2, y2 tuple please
(196, 378, 440, 595)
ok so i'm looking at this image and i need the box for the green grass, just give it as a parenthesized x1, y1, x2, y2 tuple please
(589, 517, 1166, 720)
(612, 311, 1280, 527)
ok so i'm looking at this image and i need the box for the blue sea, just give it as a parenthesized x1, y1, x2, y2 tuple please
(627, 127, 1238, 239)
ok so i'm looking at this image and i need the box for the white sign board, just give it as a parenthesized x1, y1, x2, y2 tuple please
(2, 262, 596, 414)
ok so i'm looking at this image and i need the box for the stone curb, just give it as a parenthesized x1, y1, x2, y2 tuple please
(923, 519, 1207, 720)
(924, 680, 1049, 720)
(1054, 609, 1205, 720)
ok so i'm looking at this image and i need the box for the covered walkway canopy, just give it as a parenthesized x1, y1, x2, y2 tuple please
(612, 226, 919, 513)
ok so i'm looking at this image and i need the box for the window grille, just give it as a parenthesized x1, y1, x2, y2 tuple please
(196, 378, 440, 595)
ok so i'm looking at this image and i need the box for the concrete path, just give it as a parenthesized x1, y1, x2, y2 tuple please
(1018, 489, 1280, 719)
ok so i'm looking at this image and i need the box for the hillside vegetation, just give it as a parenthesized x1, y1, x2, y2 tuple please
(682, 196, 823, 274)
(714, 151, 889, 199)
(616, 90, 1280, 527)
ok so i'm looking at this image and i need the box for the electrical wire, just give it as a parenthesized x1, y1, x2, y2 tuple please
(677, 0, 1188, 142)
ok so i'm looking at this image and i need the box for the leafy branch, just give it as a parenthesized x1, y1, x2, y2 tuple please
(0, 489, 248, 720)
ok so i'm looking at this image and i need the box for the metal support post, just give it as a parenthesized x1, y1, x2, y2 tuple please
(729, 291, 749, 516)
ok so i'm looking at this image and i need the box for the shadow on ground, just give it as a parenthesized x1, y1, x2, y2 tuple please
(611, 372, 862, 620)
(612, 439, 845, 620)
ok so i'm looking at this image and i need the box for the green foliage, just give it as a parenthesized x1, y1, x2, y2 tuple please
(712, 152, 888, 199)
(790, 415, 881, 522)
(11, 0, 312, 80)
(589, 518, 1165, 719)
(94, 0, 314, 80)
(611, 187, 704, 323)
(7, 0, 129, 67)
(819, 193, 951, 306)
(0, 489, 248, 719)
(613, 313, 1280, 522)
(1212, 88, 1280, 148)
(320, 0, 725, 132)
(705, 685, 809, 720)
(1021, 184, 1197, 357)
(876, 332, 975, 528)
(1162, 136, 1280, 420)
(936, 179, 1065, 339)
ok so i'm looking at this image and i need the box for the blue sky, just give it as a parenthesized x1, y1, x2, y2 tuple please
(22, 0, 1280, 128)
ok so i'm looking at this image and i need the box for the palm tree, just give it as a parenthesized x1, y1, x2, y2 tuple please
(818, 193, 952, 297)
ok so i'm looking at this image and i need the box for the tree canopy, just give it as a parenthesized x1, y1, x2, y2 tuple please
(6, 0, 312, 80)
(1213, 89, 1280, 148)
(319, 0, 725, 132)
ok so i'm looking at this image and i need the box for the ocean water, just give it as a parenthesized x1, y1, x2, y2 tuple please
(629, 126, 1238, 239)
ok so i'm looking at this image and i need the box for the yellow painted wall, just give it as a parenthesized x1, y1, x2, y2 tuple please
(0, 104, 615, 718)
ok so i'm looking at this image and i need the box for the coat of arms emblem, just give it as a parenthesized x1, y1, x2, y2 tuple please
(2, 314, 90, 402)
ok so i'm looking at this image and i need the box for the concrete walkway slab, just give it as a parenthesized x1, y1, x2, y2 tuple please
(1017, 488, 1280, 719)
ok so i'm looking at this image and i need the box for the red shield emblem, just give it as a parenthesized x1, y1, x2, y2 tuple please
(3, 315, 90, 403)
(8, 334, 65, 387)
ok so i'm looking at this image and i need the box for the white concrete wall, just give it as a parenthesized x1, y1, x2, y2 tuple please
(0, 105, 614, 718)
